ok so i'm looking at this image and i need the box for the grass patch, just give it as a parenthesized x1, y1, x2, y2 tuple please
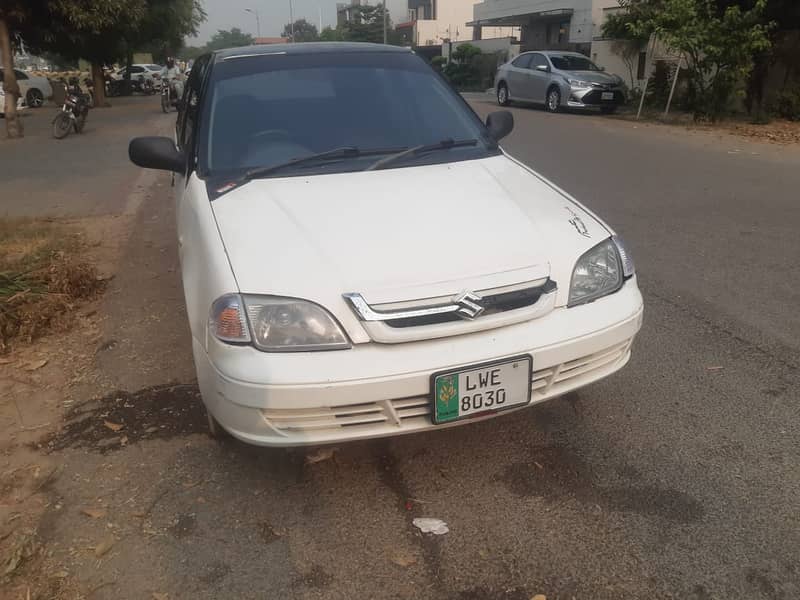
(0, 218, 105, 352)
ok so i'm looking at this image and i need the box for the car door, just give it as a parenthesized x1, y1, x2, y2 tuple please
(526, 53, 552, 102)
(506, 54, 532, 100)
(175, 53, 211, 224)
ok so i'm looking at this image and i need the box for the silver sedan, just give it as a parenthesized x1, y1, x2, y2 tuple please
(495, 51, 626, 114)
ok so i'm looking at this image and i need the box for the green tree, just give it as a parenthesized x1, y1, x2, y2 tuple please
(319, 26, 344, 41)
(204, 27, 254, 52)
(283, 18, 318, 43)
(131, 0, 206, 63)
(24, 0, 148, 109)
(451, 43, 481, 63)
(604, 0, 771, 120)
(443, 44, 483, 90)
(178, 45, 205, 60)
(340, 3, 392, 44)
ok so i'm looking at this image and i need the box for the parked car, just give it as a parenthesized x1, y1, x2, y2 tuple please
(128, 42, 643, 447)
(495, 51, 626, 113)
(0, 82, 27, 116)
(0, 68, 52, 108)
(111, 64, 163, 83)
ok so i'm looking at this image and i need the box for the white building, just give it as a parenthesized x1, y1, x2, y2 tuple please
(396, 0, 519, 47)
(469, 0, 668, 87)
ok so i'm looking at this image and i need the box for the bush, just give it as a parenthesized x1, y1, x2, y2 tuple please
(430, 56, 446, 71)
(769, 86, 800, 121)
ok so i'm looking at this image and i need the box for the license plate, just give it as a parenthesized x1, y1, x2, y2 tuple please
(432, 356, 532, 424)
(601, 92, 614, 101)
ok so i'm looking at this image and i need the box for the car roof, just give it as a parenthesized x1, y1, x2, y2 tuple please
(213, 42, 412, 62)
(539, 51, 586, 57)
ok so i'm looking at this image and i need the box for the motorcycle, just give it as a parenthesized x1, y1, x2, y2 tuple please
(134, 75, 156, 95)
(161, 81, 176, 113)
(105, 74, 155, 97)
(53, 80, 90, 139)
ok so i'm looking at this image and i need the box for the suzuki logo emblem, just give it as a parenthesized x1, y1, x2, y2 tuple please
(454, 291, 485, 320)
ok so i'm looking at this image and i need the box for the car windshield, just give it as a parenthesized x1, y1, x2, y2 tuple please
(549, 55, 600, 71)
(200, 51, 497, 177)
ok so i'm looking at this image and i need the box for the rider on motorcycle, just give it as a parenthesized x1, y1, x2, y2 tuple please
(160, 57, 184, 100)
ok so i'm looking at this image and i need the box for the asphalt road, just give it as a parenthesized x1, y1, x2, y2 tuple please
(0, 96, 167, 218)
(17, 97, 800, 600)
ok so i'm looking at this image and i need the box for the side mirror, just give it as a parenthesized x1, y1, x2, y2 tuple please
(129, 136, 185, 172)
(535, 64, 550, 72)
(486, 110, 514, 141)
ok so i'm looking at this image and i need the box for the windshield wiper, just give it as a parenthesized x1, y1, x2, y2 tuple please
(365, 138, 479, 172)
(242, 146, 402, 180)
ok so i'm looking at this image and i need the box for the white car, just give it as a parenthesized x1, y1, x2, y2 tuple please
(112, 64, 163, 83)
(129, 43, 643, 447)
(0, 82, 26, 115)
(0, 68, 51, 108)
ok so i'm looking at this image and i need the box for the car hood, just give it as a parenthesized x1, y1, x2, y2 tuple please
(211, 155, 610, 308)
(563, 70, 621, 85)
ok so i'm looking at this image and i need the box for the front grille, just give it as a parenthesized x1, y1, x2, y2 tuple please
(260, 338, 633, 436)
(384, 279, 556, 328)
(581, 90, 624, 105)
(262, 396, 430, 432)
(531, 338, 632, 398)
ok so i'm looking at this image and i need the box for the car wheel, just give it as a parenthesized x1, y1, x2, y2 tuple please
(497, 83, 510, 107)
(546, 87, 561, 113)
(27, 88, 44, 108)
(206, 408, 230, 440)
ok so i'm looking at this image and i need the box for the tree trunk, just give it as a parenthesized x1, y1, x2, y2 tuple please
(123, 49, 133, 95)
(92, 63, 109, 107)
(0, 18, 23, 138)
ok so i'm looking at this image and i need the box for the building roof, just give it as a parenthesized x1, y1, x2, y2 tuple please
(254, 37, 290, 45)
(214, 42, 411, 60)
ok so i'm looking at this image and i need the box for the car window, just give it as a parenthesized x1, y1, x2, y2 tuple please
(178, 54, 211, 155)
(131, 66, 145, 73)
(549, 55, 599, 71)
(14, 70, 28, 80)
(201, 52, 497, 177)
(529, 54, 549, 70)
(148, 65, 161, 71)
(511, 54, 531, 69)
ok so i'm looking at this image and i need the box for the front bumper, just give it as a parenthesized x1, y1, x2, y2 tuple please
(567, 86, 625, 108)
(195, 279, 643, 446)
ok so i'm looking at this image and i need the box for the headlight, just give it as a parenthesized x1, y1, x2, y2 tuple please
(209, 294, 350, 352)
(569, 238, 633, 306)
(568, 78, 593, 88)
(244, 295, 350, 351)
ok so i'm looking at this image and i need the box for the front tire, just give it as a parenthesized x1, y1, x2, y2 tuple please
(27, 88, 44, 108)
(206, 409, 230, 440)
(546, 86, 561, 113)
(497, 83, 510, 107)
(161, 91, 170, 113)
(52, 113, 72, 139)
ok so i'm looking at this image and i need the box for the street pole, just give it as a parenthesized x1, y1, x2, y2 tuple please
(664, 54, 683, 119)
(383, 2, 387, 44)
(244, 8, 261, 38)
(636, 33, 657, 120)
(289, 0, 294, 42)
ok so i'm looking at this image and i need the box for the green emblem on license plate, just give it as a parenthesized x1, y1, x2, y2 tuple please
(435, 374, 459, 423)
